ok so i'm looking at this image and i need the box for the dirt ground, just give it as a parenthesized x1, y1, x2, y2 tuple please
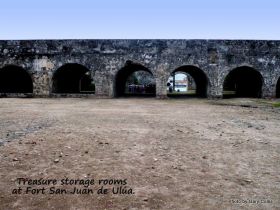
(0, 98, 279, 210)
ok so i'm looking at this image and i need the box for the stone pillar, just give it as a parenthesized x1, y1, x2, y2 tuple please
(95, 71, 111, 98)
(206, 65, 223, 99)
(32, 72, 50, 97)
(32, 58, 54, 97)
(155, 65, 169, 99)
(156, 77, 168, 98)
(262, 76, 276, 98)
(108, 75, 114, 98)
(208, 84, 223, 99)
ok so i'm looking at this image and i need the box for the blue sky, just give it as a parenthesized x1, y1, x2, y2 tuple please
(0, 0, 279, 40)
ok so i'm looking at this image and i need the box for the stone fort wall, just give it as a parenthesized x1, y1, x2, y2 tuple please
(0, 39, 280, 98)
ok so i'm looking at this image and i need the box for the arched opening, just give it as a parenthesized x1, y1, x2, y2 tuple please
(114, 61, 156, 97)
(223, 66, 263, 98)
(167, 66, 208, 98)
(52, 64, 95, 94)
(276, 77, 280, 98)
(0, 65, 33, 94)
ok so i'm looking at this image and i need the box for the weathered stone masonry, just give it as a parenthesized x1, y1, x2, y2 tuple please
(0, 39, 280, 98)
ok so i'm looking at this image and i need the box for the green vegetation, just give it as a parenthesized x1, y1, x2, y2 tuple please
(168, 90, 196, 95)
(273, 102, 280, 107)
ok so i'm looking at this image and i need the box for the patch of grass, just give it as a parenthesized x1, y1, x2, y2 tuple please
(168, 90, 196, 95)
(273, 102, 280, 107)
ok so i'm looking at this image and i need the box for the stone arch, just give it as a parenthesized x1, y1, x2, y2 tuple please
(276, 76, 280, 98)
(167, 65, 209, 97)
(0, 65, 33, 94)
(114, 61, 156, 97)
(223, 66, 263, 98)
(52, 63, 95, 94)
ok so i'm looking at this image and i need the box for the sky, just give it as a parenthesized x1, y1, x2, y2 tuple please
(0, 0, 279, 40)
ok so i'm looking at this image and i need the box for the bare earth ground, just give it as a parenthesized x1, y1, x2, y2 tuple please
(0, 98, 279, 210)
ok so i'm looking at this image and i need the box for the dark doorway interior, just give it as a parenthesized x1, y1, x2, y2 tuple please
(223, 67, 263, 98)
(276, 77, 280, 98)
(52, 64, 95, 94)
(0, 65, 33, 93)
(115, 62, 155, 97)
